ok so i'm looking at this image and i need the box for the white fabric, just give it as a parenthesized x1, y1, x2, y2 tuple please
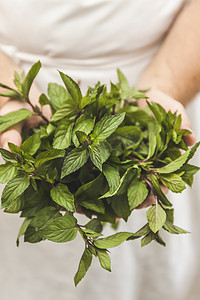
(0, 1, 200, 299)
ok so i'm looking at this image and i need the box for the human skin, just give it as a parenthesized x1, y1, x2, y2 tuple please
(0, 0, 199, 207)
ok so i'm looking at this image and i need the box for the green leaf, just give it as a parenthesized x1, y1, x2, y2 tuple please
(21, 132, 41, 155)
(128, 223, 151, 240)
(180, 164, 200, 186)
(163, 221, 190, 234)
(98, 141, 111, 163)
(24, 226, 43, 243)
(61, 148, 89, 178)
(102, 164, 120, 194)
(128, 179, 148, 210)
(59, 71, 82, 108)
(160, 174, 186, 193)
(147, 101, 166, 123)
(0, 89, 23, 100)
(72, 115, 95, 147)
(117, 69, 130, 92)
(30, 207, 62, 230)
(50, 103, 76, 122)
(1, 174, 30, 208)
(114, 126, 143, 149)
(155, 147, 192, 174)
(0, 163, 18, 183)
(147, 121, 161, 159)
(148, 174, 173, 207)
(35, 149, 65, 168)
(22, 61, 41, 97)
(48, 83, 71, 109)
(91, 113, 125, 143)
(53, 122, 73, 150)
(88, 144, 102, 171)
(40, 215, 77, 243)
(141, 232, 155, 247)
(16, 218, 32, 246)
(85, 219, 103, 233)
(0, 148, 17, 163)
(74, 248, 92, 286)
(0, 109, 32, 132)
(110, 194, 131, 221)
(97, 249, 111, 272)
(146, 203, 166, 233)
(50, 183, 75, 212)
(94, 232, 133, 249)
(14, 71, 22, 91)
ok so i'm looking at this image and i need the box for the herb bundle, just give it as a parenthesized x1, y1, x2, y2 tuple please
(0, 61, 199, 285)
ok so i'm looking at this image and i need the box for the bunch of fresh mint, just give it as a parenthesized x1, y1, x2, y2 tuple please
(0, 61, 199, 285)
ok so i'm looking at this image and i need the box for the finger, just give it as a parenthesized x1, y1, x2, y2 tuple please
(0, 123, 22, 150)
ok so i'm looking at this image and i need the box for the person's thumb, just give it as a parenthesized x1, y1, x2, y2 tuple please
(0, 123, 22, 150)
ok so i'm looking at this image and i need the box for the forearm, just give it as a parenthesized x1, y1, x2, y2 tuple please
(138, 0, 200, 106)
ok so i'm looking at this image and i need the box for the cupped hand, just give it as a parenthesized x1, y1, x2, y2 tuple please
(0, 86, 51, 150)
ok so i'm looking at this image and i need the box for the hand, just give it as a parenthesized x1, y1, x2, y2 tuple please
(136, 89, 195, 209)
(0, 86, 51, 150)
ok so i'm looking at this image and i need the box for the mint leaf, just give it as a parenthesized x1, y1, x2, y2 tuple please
(110, 194, 131, 221)
(160, 174, 186, 193)
(147, 121, 161, 159)
(53, 122, 73, 150)
(117, 69, 130, 92)
(163, 221, 190, 234)
(0, 148, 18, 163)
(94, 232, 133, 249)
(72, 115, 95, 147)
(40, 215, 77, 243)
(22, 61, 41, 97)
(114, 126, 143, 149)
(91, 113, 125, 143)
(0, 163, 18, 183)
(50, 103, 76, 122)
(48, 83, 71, 109)
(59, 71, 82, 108)
(128, 179, 148, 210)
(146, 203, 166, 233)
(74, 248, 92, 286)
(61, 148, 89, 178)
(21, 132, 41, 155)
(16, 218, 32, 246)
(85, 219, 103, 233)
(102, 164, 120, 194)
(180, 164, 200, 186)
(141, 232, 155, 247)
(50, 183, 75, 212)
(88, 144, 102, 171)
(1, 175, 30, 208)
(35, 149, 65, 168)
(0, 109, 32, 132)
(97, 249, 111, 272)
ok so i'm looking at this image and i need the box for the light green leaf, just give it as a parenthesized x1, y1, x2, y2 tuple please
(72, 115, 95, 147)
(35, 149, 65, 168)
(1, 175, 30, 208)
(88, 144, 102, 171)
(147, 121, 161, 159)
(40, 215, 77, 243)
(102, 164, 120, 194)
(181, 164, 200, 187)
(163, 221, 190, 234)
(0, 89, 23, 100)
(53, 122, 73, 149)
(97, 249, 111, 272)
(0, 109, 32, 132)
(160, 174, 186, 193)
(61, 148, 89, 178)
(128, 180, 148, 210)
(0, 163, 18, 183)
(94, 232, 133, 249)
(21, 133, 41, 155)
(48, 83, 71, 109)
(50, 103, 76, 122)
(146, 203, 166, 233)
(50, 183, 75, 212)
(117, 69, 130, 92)
(148, 174, 173, 207)
(91, 113, 125, 143)
(22, 61, 41, 97)
(74, 248, 92, 286)
(141, 232, 155, 247)
(59, 71, 82, 108)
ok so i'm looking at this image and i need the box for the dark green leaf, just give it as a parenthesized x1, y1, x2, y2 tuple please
(88, 144, 102, 171)
(16, 218, 31, 246)
(85, 219, 103, 233)
(0, 163, 17, 183)
(35, 149, 65, 168)
(102, 164, 120, 194)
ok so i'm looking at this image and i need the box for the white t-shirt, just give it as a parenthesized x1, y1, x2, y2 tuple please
(0, 1, 200, 300)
